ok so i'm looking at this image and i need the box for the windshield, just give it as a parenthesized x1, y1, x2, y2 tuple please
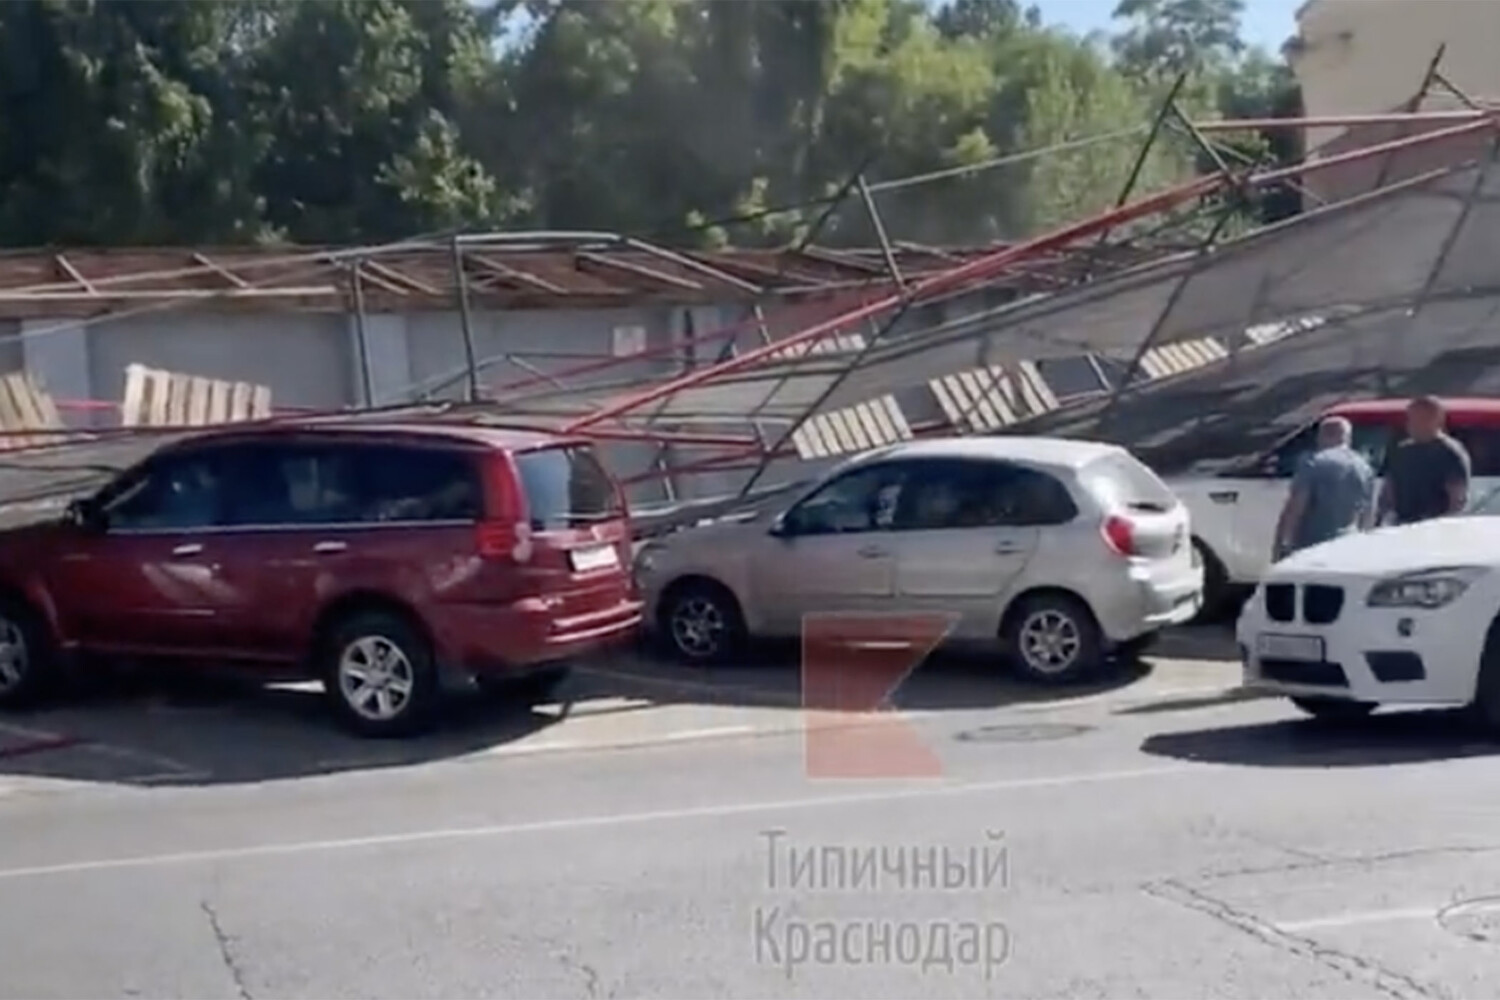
(514, 445, 621, 530)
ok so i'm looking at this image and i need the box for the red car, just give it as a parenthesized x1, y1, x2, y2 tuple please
(0, 421, 643, 736)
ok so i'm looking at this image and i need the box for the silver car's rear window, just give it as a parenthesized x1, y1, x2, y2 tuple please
(1078, 452, 1177, 513)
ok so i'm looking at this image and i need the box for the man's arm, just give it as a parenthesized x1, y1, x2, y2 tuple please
(1375, 447, 1401, 525)
(1445, 440, 1472, 514)
(1374, 475, 1393, 526)
(1275, 464, 1312, 558)
(1358, 464, 1377, 530)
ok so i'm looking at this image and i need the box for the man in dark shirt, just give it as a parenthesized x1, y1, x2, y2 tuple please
(1377, 395, 1471, 525)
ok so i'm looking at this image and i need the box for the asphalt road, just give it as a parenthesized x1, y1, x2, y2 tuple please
(1, 635, 1499, 998)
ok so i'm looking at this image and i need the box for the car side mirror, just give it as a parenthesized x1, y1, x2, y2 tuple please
(769, 509, 801, 538)
(65, 498, 107, 533)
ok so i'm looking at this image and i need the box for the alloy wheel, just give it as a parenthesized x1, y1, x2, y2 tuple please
(670, 596, 726, 659)
(337, 635, 415, 722)
(0, 617, 29, 694)
(1018, 609, 1082, 676)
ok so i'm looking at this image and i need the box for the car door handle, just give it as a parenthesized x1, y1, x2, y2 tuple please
(995, 541, 1023, 555)
(171, 543, 203, 557)
(858, 544, 888, 558)
(1209, 491, 1239, 504)
(312, 541, 348, 554)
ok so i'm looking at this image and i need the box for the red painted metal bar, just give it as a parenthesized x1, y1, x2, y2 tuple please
(543, 425, 759, 448)
(1192, 109, 1488, 132)
(1253, 115, 1496, 183)
(564, 173, 1226, 432)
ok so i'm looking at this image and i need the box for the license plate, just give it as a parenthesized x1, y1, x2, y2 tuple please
(569, 544, 619, 572)
(1256, 633, 1325, 662)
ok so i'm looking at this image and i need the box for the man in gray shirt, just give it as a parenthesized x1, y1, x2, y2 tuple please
(1274, 416, 1375, 559)
(1377, 395, 1471, 525)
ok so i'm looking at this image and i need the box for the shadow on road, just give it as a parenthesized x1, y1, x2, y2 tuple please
(0, 623, 1236, 790)
(1141, 707, 1500, 768)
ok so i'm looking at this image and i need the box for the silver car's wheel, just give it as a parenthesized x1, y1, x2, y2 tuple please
(671, 596, 726, 659)
(337, 635, 416, 722)
(1018, 609, 1082, 676)
(1004, 593, 1103, 684)
(661, 581, 746, 664)
(0, 616, 29, 695)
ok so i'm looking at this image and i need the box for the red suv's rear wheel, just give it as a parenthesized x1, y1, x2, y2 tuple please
(320, 610, 440, 737)
(0, 598, 57, 708)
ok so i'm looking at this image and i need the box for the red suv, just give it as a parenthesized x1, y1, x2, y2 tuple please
(0, 422, 642, 735)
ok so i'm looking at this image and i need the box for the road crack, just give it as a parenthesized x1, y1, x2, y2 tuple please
(201, 899, 253, 1000)
(1195, 841, 1500, 885)
(1143, 878, 1444, 1000)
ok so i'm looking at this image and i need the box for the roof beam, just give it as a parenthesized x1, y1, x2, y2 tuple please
(52, 254, 97, 294)
(191, 252, 250, 289)
(623, 239, 765, 296)
(465, 253, 571, 295)
(574, 251, 704, 292)
(365, 260, 440, 296)
(797, 246, 888, 274)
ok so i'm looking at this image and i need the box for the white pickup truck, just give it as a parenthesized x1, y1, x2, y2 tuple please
(1165, 397, 1500, 613)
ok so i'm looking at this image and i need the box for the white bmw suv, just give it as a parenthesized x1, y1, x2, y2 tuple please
(1237, 486, 1500, 727)
(634, 436, 1203, 683)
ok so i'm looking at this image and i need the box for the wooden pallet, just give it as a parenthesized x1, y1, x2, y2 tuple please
(120, 364, 272, 428)
(0, 372, 64, 450)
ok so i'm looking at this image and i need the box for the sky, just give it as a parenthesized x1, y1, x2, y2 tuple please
(1030, 0, 1303, 52)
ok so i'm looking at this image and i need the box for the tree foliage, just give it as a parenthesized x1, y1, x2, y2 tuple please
(0, 0, 1301, 248)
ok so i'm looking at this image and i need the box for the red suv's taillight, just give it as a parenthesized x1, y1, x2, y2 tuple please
(478, 451, 531, 562)
(1101, 514, 1137, 557)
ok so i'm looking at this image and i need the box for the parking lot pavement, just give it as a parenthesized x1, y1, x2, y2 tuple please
(0, 625, 1246, 797)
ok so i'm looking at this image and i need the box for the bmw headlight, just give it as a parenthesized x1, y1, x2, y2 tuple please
(1366, 566, 1489, 609)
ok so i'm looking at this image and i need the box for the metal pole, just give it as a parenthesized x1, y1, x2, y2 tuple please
(1096, 207, 1236, 435)
(1095, 71, 1190, 250)
(1372, 44, 1447, 192)
(450, 235, 481, 403)
(856, 174, 905, 290)
(1378, 132, 1500, 395)
(1170, 103, 1238, 181)
(736, 293, 923, 498)
(349, 261, 374, 407)
(1433, 70, 1485, 111)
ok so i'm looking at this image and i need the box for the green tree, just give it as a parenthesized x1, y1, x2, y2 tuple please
(251, 0, 502, 242)
(0, 0, 266, 244)
(1111, 0, 1245, 81)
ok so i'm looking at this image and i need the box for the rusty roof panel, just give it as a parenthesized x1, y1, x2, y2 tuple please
(0, 237, 1178, 318)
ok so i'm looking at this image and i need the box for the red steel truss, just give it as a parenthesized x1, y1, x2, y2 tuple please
(492, 113, 1498, 490)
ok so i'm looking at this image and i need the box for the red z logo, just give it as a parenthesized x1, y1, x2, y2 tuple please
(800, 612, 956, 779)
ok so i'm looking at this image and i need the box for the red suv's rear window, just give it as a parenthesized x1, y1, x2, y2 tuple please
(514, 445, 620, 531)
